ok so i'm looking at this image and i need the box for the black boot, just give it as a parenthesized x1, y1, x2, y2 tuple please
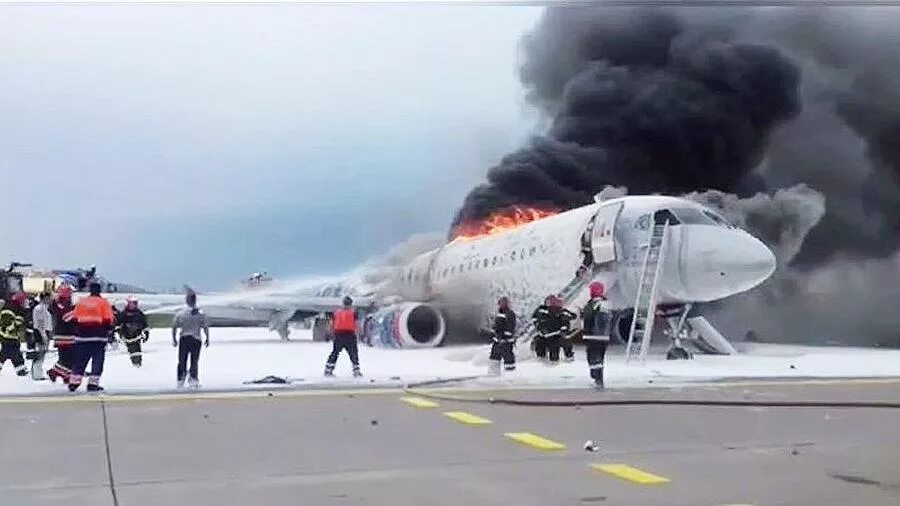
(87, 384, 104, 392)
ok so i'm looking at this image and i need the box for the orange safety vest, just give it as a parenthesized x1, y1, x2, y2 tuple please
(73, 296, 115, 326)
(332, 309, 357, 332)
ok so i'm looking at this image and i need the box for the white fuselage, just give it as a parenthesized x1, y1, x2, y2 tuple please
(392, 196, 776, 324)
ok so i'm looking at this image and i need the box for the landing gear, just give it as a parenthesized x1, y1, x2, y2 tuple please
(312, 315, 331, 342)
(666, 346, 692, 360)
(268, 309, 293, 341)
(662, 304, 693, 361)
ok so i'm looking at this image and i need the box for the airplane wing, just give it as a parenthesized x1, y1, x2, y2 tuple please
(144, 286, 377, 327)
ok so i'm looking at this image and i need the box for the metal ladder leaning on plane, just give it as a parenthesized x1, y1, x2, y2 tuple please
(624, 218, 670, 364)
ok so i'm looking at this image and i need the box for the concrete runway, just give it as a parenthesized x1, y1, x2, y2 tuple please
(3, 380, 900, 506)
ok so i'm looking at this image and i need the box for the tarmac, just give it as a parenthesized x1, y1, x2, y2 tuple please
(3, 379, 900, 506)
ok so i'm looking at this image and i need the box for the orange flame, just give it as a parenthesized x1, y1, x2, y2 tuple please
(451, 206, 558, 242)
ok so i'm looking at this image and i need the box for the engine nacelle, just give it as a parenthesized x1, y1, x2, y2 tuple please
(362, 302, 446, 348)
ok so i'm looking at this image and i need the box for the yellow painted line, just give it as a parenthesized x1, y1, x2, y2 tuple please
(591, 464, 670, 485)
(4, 375, 900, 406)
(0, 388, 406, 405)
(504, 432, 566, 451)
(443, 411, 492, 425)
(399, 396, 439, 409)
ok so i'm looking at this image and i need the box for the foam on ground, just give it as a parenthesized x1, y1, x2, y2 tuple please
(2, 328, 900, 396)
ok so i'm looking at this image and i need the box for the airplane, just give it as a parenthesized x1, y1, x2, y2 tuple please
(167, 193, 776, 359)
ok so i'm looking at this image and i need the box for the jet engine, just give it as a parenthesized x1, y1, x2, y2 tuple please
(363, 302, 446, 348)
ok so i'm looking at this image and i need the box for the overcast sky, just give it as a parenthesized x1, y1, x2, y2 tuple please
(0, 4, 541, 290)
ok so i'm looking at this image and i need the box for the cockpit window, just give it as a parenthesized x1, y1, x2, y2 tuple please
(703, 210, 732, 227)
(671, 207, 717, 226)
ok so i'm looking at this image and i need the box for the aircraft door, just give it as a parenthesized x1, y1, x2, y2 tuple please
(590, 202, 624, 265)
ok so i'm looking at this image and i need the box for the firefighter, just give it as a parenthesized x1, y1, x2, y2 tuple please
(172, 292, 210, 389)
(0, 292, 29, 376)
(68, 282, 115, 392)
(487, 296, 517, 376)
(48, 284, 77, 384)
(116, 296, 149, 367)
(532, 294, 576, 364)
(531, 295, 554, 361)
(29, 292, 53, 380)
(582, 282, 613, 388)
(324, 296, 362, 378)
(553, 295, 578, 363)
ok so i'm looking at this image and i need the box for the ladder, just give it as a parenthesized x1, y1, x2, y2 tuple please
(625, 219, 670, 363)
(514, 265, 596, 354)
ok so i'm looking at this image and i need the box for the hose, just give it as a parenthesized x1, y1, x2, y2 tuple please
(403, 376, 900, 409)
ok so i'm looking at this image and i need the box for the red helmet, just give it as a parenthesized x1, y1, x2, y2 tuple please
(590, 282, 606, 298)
(10, 292, 27, 306)
(56, 284, 74, 299)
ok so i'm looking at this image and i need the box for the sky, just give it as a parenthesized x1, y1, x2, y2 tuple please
(0, 4, 541, 291)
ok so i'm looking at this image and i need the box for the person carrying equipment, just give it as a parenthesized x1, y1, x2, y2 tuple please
(117, 297, 149, 367)
(28, 292, 53, 380)
(68, 282, 115, 392)
(487, 296, 517, 376)
(48, 284, 77, 384)
(0, 292, 29, 376)
(324, 296, 362, 378)
(532, 294, 577, 364)
(582, 282, 613, 389)
(552, 295, 578, 363)
(172, 292, 210, 389)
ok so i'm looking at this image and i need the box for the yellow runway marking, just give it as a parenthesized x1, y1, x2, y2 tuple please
(0, 388, 404, 405)
(591, 464, 670, 485)
(400, 396, 439, 408)
(443, 411, 492, 425)
(504, 432, 566, 451)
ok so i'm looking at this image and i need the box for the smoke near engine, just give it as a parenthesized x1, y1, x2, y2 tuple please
(452, 6, 900, 345)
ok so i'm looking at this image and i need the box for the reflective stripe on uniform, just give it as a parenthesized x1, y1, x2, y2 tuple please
(583, 335, 610, 341)
(589, 363, 604, 370)
(74, 336, 109, 343)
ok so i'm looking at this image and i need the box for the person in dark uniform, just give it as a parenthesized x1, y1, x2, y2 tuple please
(551, 295, 578, 363)
(487, 296, 517, 375)
(531, 295, 555, 361)
(532, 295, 577, 364)
(48, 284, 77, 384)
(117, 297, 149, 367)
(582, 282, 613, 388)
(0, 292, 29, 376)
(324, 296, 362, 378)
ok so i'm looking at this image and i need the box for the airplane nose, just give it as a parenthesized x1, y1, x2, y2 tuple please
(680, 227, 777, 301)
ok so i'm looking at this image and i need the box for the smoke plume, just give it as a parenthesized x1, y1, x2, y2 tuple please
(452, 6, 900, 345)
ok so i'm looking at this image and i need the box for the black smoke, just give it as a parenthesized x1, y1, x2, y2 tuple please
(451, 6, 900, 345)
(452, 8, 802, 228)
